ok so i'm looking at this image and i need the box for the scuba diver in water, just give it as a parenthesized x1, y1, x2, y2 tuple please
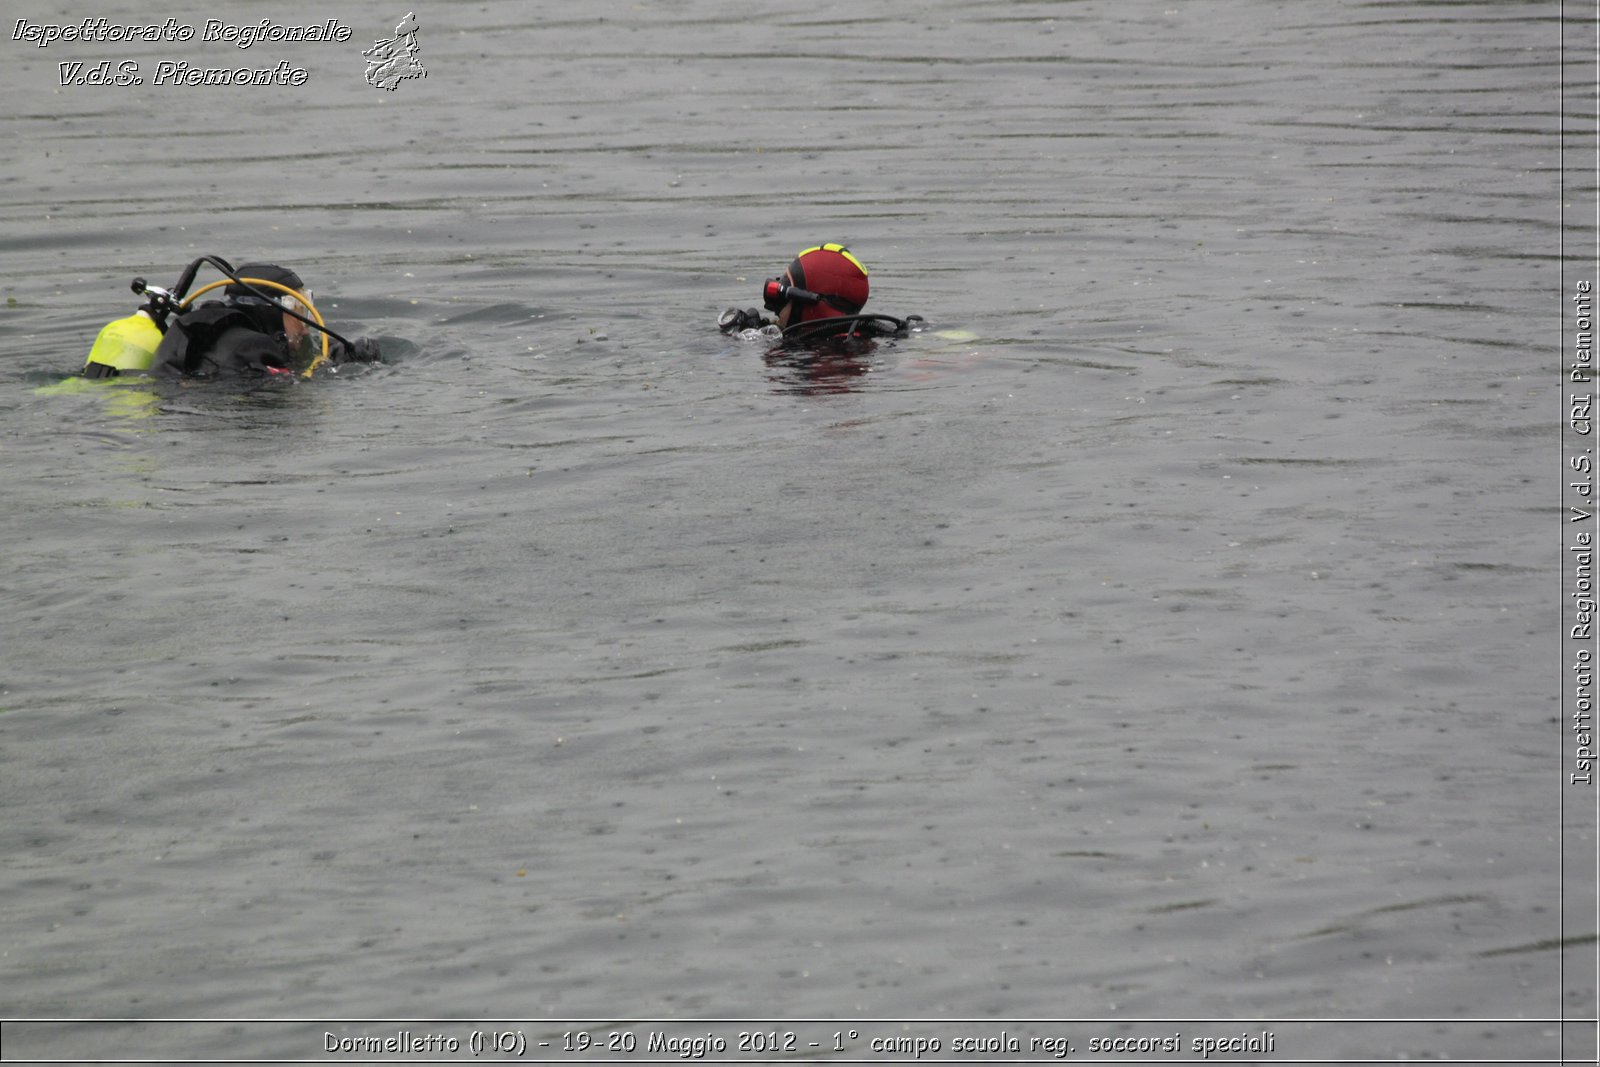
(82, 255, 380, 380)
(718, 243, 923, 394)
(717, 242, 921, 345)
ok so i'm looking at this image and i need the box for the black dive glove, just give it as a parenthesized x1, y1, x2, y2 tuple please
(718, 307, 771, 333)
(334, 336, 382, 363)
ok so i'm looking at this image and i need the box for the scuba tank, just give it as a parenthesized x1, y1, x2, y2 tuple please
(82, 273, 186, 378)
(84, 308, 162, 375)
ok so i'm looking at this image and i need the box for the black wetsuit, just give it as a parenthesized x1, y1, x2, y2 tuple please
(781, 314, 917, 345)
(150, 300, 379, 378)
(718, 308, 921, 345)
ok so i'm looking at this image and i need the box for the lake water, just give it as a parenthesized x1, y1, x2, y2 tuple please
(0, 1, 1589, 1062)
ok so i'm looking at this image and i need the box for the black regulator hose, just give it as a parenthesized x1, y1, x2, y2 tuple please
(781, 313, 922, 341)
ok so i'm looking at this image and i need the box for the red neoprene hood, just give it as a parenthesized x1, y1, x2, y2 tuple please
(788, 244, 869, 322)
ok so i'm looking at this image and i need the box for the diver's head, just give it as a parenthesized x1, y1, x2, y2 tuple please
(226, 263, 312, 343)
(764, 243, 869, 328)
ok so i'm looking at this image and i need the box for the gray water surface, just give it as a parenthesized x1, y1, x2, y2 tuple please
(0, 1, 1582, 1061)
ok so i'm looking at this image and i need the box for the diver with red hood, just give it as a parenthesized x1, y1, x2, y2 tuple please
(718, 243, 920, 344)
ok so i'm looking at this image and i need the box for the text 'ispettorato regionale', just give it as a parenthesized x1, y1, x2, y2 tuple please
(12, 18, 353, 50)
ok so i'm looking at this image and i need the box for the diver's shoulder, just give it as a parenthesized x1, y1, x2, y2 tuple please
(781, 312, 925, 344)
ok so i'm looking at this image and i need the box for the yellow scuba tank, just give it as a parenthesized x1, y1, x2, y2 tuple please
(84, 309, 162, 375)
